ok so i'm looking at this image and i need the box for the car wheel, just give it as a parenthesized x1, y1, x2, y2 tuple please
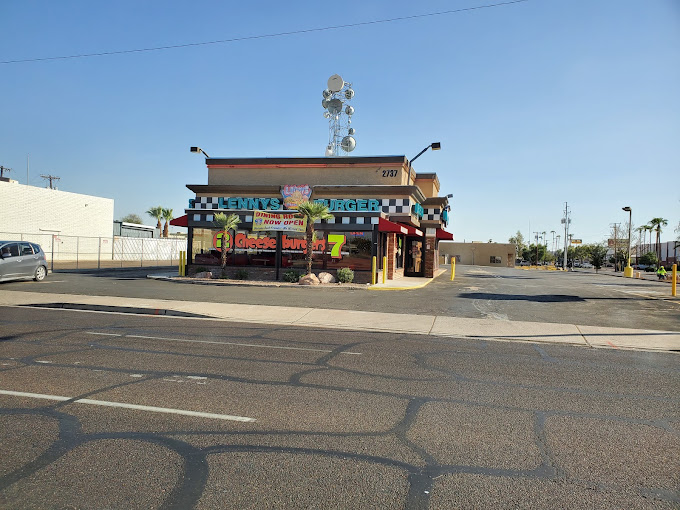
(34, 266, 47, 281)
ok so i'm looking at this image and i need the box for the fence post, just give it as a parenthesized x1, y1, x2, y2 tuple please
(76, 236, 79, 269)
(140, 238, 144, 267)
(51, 234, 55, 272)
(97, 237, 101, 269)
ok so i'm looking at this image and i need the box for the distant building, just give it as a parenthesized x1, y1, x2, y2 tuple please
(113, 221, 157, 238)
(439, 242, 516, 267)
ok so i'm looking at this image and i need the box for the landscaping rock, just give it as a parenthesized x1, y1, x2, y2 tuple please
(318, 272, 336, 284)
(194, 271, 213, 279)
(298, 274, 320, 285)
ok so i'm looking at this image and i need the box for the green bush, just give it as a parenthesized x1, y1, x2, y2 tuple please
(283, 270, 301, 283)
(336, 267, 354, 283)
(193, 266, 207, 274)
(233, 269, 249, 280)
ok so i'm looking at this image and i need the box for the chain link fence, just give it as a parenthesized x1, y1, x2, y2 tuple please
(0, 232, 185, 270)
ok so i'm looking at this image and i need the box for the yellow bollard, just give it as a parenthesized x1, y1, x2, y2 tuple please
(672, 264, 677, 297)
(382, 256, 387, 284)
(450, 258, 456, 281)
(182, 251, 186, 276)
(371, 256, 377, 285)
(178, 251, 183, 276)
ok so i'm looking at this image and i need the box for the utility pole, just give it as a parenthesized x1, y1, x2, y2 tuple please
(40, 174, 60, 189)
(0, 166, 11, 179)
(561, 202, 571, 270)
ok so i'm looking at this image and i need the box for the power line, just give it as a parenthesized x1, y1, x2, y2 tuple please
(1, 0, 530, 65)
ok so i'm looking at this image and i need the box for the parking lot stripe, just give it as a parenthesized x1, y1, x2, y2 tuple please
(0, 389, 256, 422)
(85, 332, 362, 355)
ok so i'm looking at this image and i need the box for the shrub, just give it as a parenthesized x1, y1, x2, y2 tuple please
(193, 266, 207, 274)
(336, 267, 354, 283)
(233, 269, 249, 280)
(283, 270, 301, 283)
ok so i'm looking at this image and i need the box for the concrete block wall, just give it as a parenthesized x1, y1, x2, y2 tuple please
(0, 180, 113, 239)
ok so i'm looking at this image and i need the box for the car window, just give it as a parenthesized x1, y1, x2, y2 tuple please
(2, 243, 20, 257)
(30, 243, 42, 254)
(20, 243, 34, 256)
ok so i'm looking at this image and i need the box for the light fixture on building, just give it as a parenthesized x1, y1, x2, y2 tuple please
(410, 142, 441, 165)
(190, 147, 210, 158)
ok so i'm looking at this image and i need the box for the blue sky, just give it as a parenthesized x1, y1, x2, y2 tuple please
(1, 0, 678, 246)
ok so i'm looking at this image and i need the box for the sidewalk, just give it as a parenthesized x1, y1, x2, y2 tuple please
(1, 289, 678, 353)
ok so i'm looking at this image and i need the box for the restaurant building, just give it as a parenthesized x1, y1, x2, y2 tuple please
(175, 155, 453, 283)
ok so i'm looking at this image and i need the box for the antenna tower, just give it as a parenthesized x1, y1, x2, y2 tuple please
(321, 74, 356, 156)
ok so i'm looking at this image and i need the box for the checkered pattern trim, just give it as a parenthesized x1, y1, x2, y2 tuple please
(424, 208, 441, 221)
(194, 196, 220, 209)
(190, 214, 379, 226)
(381, 198, 410, 214)
(323, 217, 380, 225)
(192, 213, 253, 224)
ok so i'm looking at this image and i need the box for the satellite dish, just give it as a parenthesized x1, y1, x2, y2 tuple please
(322, 89, 332, 99)
(325, 145, 334, 156)
(321, 99, 328, 108)
(323, 111, 331, 118)
(341, 136, 356, 152)
(348, 127, 355, 135)
(345, 105, 354, 116)
(326, 98, 343, 114)
(344, 88, 354, 99)
(327, 74, 344, 93)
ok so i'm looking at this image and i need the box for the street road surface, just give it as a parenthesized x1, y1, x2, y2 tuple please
(1, 303, 678, 509)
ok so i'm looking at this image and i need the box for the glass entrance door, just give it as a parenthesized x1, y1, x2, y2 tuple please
(404, 238, 423, 276)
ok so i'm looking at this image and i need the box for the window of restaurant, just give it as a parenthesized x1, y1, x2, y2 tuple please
(281, 230, 372, 271)
(192, 228, 277, 266)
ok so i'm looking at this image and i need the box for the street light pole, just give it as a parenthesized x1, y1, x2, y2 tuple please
(622, 206, 633, 277)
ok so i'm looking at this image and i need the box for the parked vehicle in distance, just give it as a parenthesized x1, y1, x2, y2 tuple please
(581, 262, 593, 268)
(519, 260, 531, 266)
(0, 241, 48, 282)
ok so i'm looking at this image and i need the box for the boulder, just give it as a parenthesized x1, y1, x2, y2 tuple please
(194, 271, 213, 279)
(298, 274, 320, 285)
(318, 272, 336, 284)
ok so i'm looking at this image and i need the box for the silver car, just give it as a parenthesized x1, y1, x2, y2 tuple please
(0, 241, 48, 282)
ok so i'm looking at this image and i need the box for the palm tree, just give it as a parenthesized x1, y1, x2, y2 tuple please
(295, 201, 333, 275)
(146, 206, 163, 231)
(213, 213, 241, 271)
(161, 208, 173, 238)
(649, 217, 668, 265)
(634, 226, 645, 264)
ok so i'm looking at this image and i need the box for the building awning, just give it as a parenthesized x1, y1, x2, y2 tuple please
(378, 217, 408, 235)
(399, 224, 424, 237)
(436, 228, 454, 241)
(170, 215, 188, 227)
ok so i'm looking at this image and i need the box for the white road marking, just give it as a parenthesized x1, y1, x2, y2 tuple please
(129, 374, 144, 378)
(35, 360, 52, 364)
(85, 332, 362, 355)
(0, 389, 255, 422)
(187, 376, 207, 380)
